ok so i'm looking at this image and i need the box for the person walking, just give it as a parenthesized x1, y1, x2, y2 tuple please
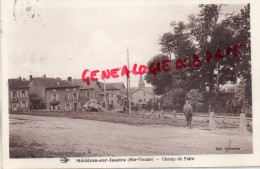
(183, 100, 193, 127)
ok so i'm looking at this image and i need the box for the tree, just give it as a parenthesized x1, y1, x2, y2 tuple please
(232, 79, 251, 115)
(159, 4, 251, 110)
(145, 54, 172, 95)
(160, 5, 224, 109)
(185, 89, 204, 112)
(221, 4, 251, 105)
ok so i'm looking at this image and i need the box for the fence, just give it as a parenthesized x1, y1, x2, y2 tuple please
(137, 110, 252, 132)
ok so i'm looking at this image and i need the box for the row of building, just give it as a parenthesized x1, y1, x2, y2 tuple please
(8, 74, 158, 112)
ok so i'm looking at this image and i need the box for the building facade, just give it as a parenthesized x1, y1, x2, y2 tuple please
(8, 78, 30, 112)
(100, 82, 125, 110)
(67, 78, 126, 111)
(28, 76, 80, 111)
(130, 75, 158, 110)
(66, 78, 103, 108)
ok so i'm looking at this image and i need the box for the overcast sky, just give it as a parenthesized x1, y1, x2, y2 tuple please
(3, 0, 245, 87)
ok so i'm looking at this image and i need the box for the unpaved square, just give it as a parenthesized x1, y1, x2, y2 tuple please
(9, 114, 252, 158)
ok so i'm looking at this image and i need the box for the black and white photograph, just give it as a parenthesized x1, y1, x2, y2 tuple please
(1, 0, 260, 168)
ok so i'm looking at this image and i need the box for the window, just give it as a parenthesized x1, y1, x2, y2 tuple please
(73, 88, 76, 91)
(65, 93, 70, 100)
(143, 93, 145, 96)
(73, 93, 78, 99)
(87, 91, 90, 98)
(52, 94, 58, 101)
(66, 89, 70, 91)
(144, 99, 146, 103)
(11, 91, 17, 98)
(21, 101, 26, 107)
(12, 103, 17, 108)
(50, 105, 58, 110)
(54, 105, 58, 110)
(53, 89, 56, 92)
(22, 91, 26, 98)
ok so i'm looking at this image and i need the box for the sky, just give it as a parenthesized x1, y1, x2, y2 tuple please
(2, 0, 246, 87)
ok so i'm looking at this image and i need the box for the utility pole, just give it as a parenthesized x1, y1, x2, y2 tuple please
(153, 85, 155, 111)
(216, 61, 220, 96)
(126, 60, 129, 113)
(104, 79, 107, 110)
(127, 49, 132, 114)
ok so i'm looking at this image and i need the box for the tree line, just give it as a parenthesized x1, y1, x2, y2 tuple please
(145, 4, 251, 115)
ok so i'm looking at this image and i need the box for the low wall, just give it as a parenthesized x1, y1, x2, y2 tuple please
(138, 110, 252, 126)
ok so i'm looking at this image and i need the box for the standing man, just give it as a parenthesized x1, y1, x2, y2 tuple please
(183, 100, 193, 127)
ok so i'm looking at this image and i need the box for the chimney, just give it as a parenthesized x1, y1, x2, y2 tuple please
(23, 78, 26, 81)
(18, 76, 22, 80)
(29, 75, 33, 81)
(67, 77, 72, 82)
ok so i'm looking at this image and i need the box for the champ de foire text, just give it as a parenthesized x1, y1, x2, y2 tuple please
(82, 44, 245, 85)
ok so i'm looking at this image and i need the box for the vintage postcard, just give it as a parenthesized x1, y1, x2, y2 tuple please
(1, 0, 260, 168)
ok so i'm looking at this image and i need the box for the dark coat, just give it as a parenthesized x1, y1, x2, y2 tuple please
(183, 103, 193, 117)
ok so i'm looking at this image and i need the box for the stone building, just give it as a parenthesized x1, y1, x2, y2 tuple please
(67, 78, 126, 111)
(8, 78, 30, 112)
(28, 76, 80, 111)
(66, 78, 103, 108)
(130, 75, 158, 110)
(100, 82, 125, 110)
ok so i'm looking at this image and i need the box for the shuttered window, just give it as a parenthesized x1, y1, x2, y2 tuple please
(21, 91, 26, 98)
(65, 93, 70, 100)
(73, 93, 78, 99)
(52, 94, 58, 101)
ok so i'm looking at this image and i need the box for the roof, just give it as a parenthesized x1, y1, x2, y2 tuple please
(23, 80, 31, 85)
(33, 78, 79, 89)
(8, 78, 29, 90)
(100, 82, 125, 90)
(66, 79, 100, 89)
(29, 93, 41, 101)
(138, 75, 145, 87)
(219, 83, 239, 93)
(67, 79, 125, 90)
(130, 86, 154, 95)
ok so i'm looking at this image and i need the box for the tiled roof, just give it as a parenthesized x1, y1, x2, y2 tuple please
(100, 82, 125, 90)
(66, 79, 99, 89)
(8, 78, 29, 90)
(34, 78, 79, 89)
(29, 93, 41, 101)
(23, 80, 31, 85)
(130, 86, 154, 94)
(67, 79, 125, 90)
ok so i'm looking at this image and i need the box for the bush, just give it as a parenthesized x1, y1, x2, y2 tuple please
(185, 89, 203, 112)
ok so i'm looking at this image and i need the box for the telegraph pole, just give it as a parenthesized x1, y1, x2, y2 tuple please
(216, 61, 220, 96)
(126, 58, 129, 113)
(127, 49, 132, 114)
(104, 79, 107, 110)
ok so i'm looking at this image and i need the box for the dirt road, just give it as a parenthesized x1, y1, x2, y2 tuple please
(10, 114, 252, 158)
